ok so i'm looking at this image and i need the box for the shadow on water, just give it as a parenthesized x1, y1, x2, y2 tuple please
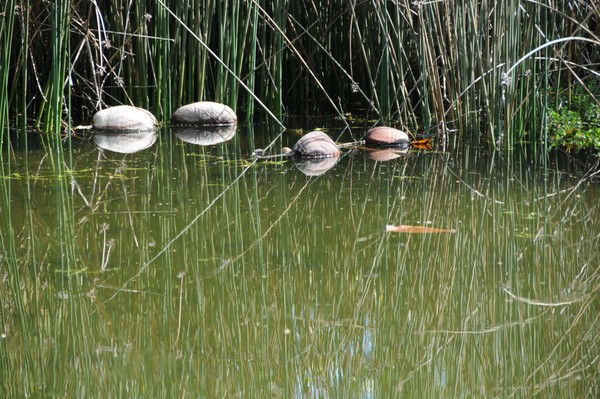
(0, 123, 598, 397)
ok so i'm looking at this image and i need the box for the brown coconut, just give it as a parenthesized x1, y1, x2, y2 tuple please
(92, 105, 158, 131)
(292, 131, 341, 158)
(364, 126, 409, 147)
(171, 101, 237, 126)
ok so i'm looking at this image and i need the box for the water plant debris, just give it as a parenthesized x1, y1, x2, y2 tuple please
(386, 225, 457, 234)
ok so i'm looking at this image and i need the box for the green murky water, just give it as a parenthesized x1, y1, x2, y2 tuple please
(1, 123, 598, 397)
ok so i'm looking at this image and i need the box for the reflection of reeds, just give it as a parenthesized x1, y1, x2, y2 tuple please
(0, 127, 598, 395)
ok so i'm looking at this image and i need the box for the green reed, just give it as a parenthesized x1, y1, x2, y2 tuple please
(1, 1, 598, 146)
(0, 1, 34, 391)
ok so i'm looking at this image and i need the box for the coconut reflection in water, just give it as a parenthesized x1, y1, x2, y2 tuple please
(172, 125, 237, 146)
(93, 130, 158, 154)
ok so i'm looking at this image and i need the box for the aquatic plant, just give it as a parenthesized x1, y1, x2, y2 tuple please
(0, 0, 598, 149)
(548, 82, 600, 152)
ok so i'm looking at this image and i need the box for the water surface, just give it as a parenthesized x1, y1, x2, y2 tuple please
(1, 123, 598, 397)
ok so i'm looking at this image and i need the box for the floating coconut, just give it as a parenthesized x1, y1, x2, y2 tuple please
(292, 131, 341, 158)
(92, 105, 158, 131)
(93, 130, 158, 154)
(172, 125, 236, 146)
(171, 101, 237, 126)
(364, 126, 409, 147)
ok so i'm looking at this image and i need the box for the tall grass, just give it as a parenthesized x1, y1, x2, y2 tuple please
(0, 1, 598, 146)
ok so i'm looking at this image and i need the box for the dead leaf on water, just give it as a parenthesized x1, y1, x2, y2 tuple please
(410, 138, 433, 150)
(386, 224, 457, 233)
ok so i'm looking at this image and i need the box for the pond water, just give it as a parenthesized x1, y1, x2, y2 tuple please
(1, 121, 598, 397)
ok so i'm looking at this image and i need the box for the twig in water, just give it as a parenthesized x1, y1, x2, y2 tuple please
(501, 285, 585, 307)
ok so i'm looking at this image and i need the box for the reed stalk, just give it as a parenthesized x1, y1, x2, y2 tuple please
(0, 0, 16, 141)
(0, 1, 597, 148)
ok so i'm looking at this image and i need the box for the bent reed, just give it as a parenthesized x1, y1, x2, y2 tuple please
(1, 0, 598, 148)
